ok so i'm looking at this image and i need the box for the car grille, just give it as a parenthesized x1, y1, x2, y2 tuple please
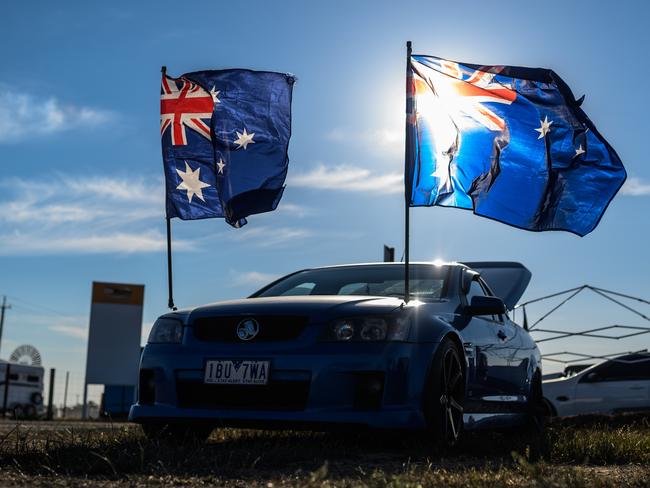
(176, 380, 310, 410)
(192, 315, 308, 342)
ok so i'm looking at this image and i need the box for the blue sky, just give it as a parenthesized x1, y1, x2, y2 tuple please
(1, 0, 649, 403)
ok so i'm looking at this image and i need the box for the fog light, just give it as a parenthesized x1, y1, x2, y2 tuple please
(139, 369, 155, 405)
(334, 321, 354, 341)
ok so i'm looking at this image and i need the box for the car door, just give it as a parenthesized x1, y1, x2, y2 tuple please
(459, 275, 520, 407)
(574, 356, 650, 415)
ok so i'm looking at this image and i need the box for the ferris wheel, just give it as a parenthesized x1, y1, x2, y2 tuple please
(9, 344, 42, 366)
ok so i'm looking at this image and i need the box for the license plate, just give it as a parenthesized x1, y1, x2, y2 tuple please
(204, 360, 270, 385)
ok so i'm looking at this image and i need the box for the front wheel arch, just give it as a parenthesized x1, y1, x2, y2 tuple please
(424, 331, 467, 378)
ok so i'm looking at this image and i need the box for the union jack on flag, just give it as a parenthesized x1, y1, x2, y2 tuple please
(406, 53, 625, 236)
(415, 59, 517, 132)
(160, 76, 216, 145)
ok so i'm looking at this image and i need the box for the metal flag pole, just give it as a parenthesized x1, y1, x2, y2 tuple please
(404, 41, 413, 303)
(166, 217, 176, 310)
(161, 65, 176, 311)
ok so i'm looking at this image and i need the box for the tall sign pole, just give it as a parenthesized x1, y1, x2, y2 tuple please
(404, 41, 413, 303)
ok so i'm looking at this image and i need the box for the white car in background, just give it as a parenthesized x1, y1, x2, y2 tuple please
(542, 352, 650, 417)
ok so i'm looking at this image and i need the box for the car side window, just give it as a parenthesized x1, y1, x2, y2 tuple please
(581, 359, 650, 382)
(279, 282, 316, 296)
(465, 278, 484, 301)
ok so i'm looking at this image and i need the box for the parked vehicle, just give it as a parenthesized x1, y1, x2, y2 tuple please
(542, 364, 593, 381)
(542, 352, 650, 417)
(0, 360, 45, 419)
(130, 261, 542, 445)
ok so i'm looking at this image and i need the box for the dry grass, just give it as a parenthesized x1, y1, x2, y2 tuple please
(0, 414, 648, 487)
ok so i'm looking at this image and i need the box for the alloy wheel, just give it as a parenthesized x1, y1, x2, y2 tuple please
(439, 348, 464, 444)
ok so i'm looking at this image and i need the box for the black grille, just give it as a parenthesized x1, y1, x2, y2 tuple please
(176, 380, 310, 410)
(192, 315, 308, 342)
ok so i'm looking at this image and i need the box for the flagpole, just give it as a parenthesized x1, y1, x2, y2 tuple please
(404, 41, 413, 303)
(166, 217, 176, 310)
(161, 65, 176, 311)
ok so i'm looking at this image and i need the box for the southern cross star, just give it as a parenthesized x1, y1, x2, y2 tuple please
(176, 161, 210, 202)
(535, 116, 553, 139)
(210, 86, 220, 103)
(574, 144, 586, 158)
(217, 158, 226, 174)
(234, 128, 255, 149)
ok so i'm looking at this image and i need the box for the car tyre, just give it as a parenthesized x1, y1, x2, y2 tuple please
(30, 392, 43, 405)
(423, 337, 465, 446)
(524, 372, 550, 460)
(541, 398, 556, 419)
(141, 423, 213, 444)
(526, 372, 546, 431)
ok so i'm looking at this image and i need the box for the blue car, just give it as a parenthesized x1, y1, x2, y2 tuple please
(130, 261, 542, 445)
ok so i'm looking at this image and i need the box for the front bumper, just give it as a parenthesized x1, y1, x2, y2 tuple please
(129, 341, 435, 430)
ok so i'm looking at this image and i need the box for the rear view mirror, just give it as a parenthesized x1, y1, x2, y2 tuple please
(465, 296, 506, 316)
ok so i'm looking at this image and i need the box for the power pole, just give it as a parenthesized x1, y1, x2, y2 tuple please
(62, 371, 70, 418)
(0, 296, 11, 357)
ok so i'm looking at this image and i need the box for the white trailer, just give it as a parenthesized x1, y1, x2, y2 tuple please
(0, 360, 45, 418)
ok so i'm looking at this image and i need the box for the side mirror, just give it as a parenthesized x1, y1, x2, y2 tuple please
(585, 372, 600, 382)
(465, 296, 506, 316)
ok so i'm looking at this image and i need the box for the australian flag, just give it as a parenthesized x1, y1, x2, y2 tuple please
(161, 69, 295, 227)
(406, 55, 626, 236)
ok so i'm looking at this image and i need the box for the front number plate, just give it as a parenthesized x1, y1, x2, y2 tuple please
(204, 360, 270, 385)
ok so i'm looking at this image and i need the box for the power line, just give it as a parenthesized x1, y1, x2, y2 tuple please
(6, 295, 73, 318)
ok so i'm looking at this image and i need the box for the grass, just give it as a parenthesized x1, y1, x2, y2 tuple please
(0, 414, 648, 487)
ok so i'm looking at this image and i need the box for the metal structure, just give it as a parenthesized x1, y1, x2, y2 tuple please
(9, 345, 42, 366)
(513, 285, 650, 364)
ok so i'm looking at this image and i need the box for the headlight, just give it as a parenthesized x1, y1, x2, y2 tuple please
(322, 315, 411, 342)
(334, 321, 355, 341)
(148, 318, 183, 344)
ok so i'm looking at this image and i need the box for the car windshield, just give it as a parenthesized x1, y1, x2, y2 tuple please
(252, 264, 449, 300)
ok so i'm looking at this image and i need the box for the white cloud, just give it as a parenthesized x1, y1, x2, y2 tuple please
(231, 270, 279, 287)
(63, 177, 161, 204)
(48, 325, 87, 340)
(275, 202, 314, 217)
(289, 164, 402, 194)
(0, 175, 192, 255)
(0, 230, 190, 256)
(0, 173, 319, 255)
(326, 127, 403, 158)
(0, 86, 114, 143)
(227, 225, 312, 247)
(620, 176, 650, 196)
